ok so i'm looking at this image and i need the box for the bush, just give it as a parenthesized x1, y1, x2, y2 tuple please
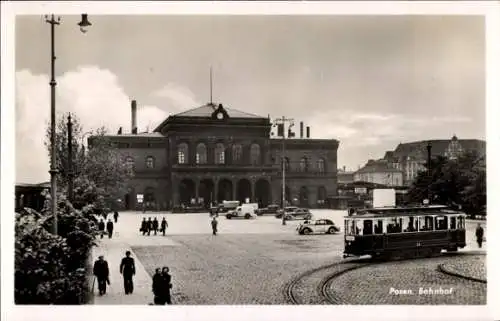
(15, 198, 98, 304)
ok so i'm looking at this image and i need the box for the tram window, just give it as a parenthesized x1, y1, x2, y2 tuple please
(374, 220, 383, 234)
(363, 220, 373, 235)
(387, 217, 402, 234)
(450, 216, 457, 229)
(435, 216, 448, 230)
(457, 216, 465, 229)
(403, 217, 416, 232)
(355, 220, 363, 235)
(419, 216, 434, 231)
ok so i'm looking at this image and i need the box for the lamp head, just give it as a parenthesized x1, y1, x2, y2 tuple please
(78, 14, 92, 33)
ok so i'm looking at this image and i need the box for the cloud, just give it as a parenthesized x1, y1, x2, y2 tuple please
(151, 83, 201, 113)
(15, 66, 169, 184)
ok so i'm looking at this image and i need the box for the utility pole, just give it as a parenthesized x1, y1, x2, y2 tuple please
(427, 141, 432, 205)
(67, 113, 74, 203)
(274, 116, 294, 225)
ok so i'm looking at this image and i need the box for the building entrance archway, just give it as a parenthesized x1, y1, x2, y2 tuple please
(198, 179, 215, 207)
(237, 179, 252, 203)
(217, 179, 233, 203)
(299, 186, 309, 208)
(179, 179, 196, 206)
(255, 179, 271, 207)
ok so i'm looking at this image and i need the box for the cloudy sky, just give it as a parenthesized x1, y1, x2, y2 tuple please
(15, 15, 485, 183)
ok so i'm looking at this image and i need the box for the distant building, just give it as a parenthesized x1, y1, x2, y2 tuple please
(354, 159, 404, 187)
(383, 135, 486, 185)
(15, 182, 50, 212)
(337, 166, 355, 184)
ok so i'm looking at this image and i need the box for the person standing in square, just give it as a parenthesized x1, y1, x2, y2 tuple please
(120, 251, 136, 294)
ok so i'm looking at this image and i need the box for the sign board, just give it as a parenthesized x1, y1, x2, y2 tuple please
(372, 189, 396, 207)
(136, 194, 144, 203)
(354, 187, 367, 195)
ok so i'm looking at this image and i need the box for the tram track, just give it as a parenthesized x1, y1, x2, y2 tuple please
(283, 251, 485, 305)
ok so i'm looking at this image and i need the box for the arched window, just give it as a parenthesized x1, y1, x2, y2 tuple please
(215, 143, 225, 164)
(250, 143, 261, 165)
(232, 144, 243, 164)
(317, 158, 325, 173)
(300, 157, 308, 172)
(177, 143, 189, 164)
(146, 156, 155, 169)
(196, 143, 207, 164)
(125, 156, 135, 175)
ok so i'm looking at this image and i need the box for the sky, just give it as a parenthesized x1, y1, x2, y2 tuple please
(15, 15, 485, 183)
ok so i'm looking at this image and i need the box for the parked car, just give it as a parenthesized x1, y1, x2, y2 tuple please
(226, 204, 257, 219)
(277, 208, 312, 221)
(275, 206, 299, 219)
(297, 219, 340, 235)
(255, 204, 280, 216)
(210, 200, 240, 216)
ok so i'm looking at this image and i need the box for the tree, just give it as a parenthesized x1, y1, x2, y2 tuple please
(45, 115, 131, 209)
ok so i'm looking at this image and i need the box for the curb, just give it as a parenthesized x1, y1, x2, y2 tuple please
(437, 263, 486, 284)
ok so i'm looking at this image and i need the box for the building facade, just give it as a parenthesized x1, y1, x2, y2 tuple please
(383, 135, 486, 186)
(353, 159, 404, 187)
(91, 101, 339, 211)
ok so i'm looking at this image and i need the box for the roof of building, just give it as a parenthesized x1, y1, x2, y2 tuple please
(388, 137, 486, 160)
(16, 182, 50, 188)
(102, 132, 164, 138)
(356, 160, 403, 174)
(173, 103, 264, 119)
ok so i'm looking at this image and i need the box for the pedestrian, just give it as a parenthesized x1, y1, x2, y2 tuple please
(120, 250, 136, 295)
(106, 219, 114, 239)
(113, 211, 119, 223)
(93, 255, 110, 296)
(476, 223, 484, 248)
(98, 219, 105, 239)
(162, 266, 173, 305)
(152, 217, 159, 235)
(211, 217, 218, 236)
(152, 268, 164, 305)
(147, 217, 153, 236)
(160, 217, 168, 236)
(140, 217, 148, 236)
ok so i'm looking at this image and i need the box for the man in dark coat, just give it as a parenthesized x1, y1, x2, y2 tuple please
(113, 211, 119, 223)
(147, 217, 153, 236)
(93, 255, 110, 295)
(152, 217, 159, 235)
(476, 223, 484, 248)
(98, 219, 105, 239)
(211, 217, 218, 235)
(140, 217, 147, 235)
(120, 250, 136, 294)
(152, 268, 164, 304)
(106, 219, 114, 239)
(162, 266, 173, 304)
(160, 217, 168, 236)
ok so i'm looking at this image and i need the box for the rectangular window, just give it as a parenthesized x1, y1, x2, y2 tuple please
(178, 152, 185, 164)
(387, 217, 402, 234)
(363, 220, 373, 235)
(435, 216, 448, 230)
(196, 153, 200, 164)
(450, 216, 457, 229)
(374, 220, 384, 234)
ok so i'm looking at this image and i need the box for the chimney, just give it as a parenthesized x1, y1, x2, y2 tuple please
(306, 126, 310, 138)
(131, 100, 137, 134)
(300, 122, 304, 138)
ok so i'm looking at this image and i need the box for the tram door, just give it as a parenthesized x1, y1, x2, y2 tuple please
(373, 219, 384, 250)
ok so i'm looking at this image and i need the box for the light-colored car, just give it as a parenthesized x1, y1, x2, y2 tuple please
(284, 208, 313, 221)
(297, 219, 340, 235)
(226, 204, 257, 219)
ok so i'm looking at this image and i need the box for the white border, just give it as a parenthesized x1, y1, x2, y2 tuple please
(2, 2, 499, 321)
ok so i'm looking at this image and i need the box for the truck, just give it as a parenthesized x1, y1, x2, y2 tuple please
(210, 200, 240, 216)
(226, 203, 257, 219)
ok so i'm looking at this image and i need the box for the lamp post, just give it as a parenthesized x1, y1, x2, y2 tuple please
(427, 141, 432, 205)
(67, 113, 74, 203)
(274, 116, 294, 225)
(45, 14, 92, 235)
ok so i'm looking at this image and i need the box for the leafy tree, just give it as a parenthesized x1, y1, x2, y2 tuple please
(407, 151, 486, 214)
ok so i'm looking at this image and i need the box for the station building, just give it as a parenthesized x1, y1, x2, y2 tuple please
(91, 100, 340, 211)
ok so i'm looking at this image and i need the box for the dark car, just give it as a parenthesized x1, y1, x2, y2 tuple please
(277, 208, 312, 221)
(275, 206, 299, 219)
(255, 205, 280, 216)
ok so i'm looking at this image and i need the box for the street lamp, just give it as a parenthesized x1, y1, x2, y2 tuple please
(426, 141, 432, 205)
(273, 116, 294, 226)
(45, 14, 92, 235)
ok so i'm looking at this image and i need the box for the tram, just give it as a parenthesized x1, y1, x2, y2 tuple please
(343, 205, 467, 259)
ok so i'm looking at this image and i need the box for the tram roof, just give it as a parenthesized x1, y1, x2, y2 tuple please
(344, 205, 465, 218)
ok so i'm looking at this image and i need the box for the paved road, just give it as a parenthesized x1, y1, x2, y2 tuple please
(91, 210, 486, 305)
